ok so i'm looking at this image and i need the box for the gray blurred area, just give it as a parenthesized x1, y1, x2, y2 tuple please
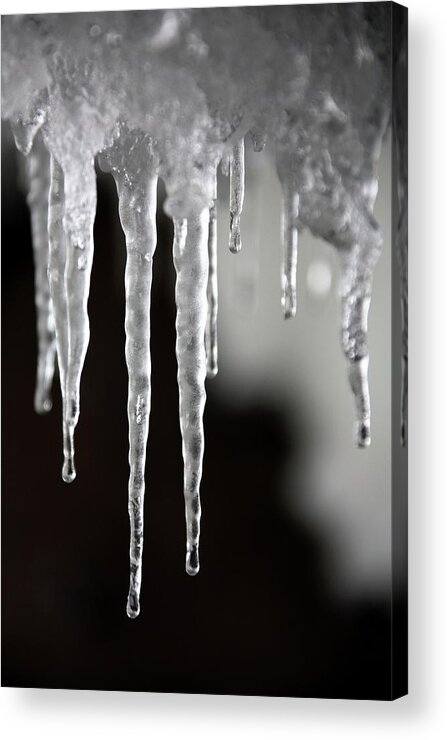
(214, 134, 392, 597)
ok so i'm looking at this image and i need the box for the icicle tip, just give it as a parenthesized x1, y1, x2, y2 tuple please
(186, 545, 200, 576)
(229, 213, 241, 253)
(34, 391, 53, 414)
(206, 364, 218, 380)
(62, 458, 76, 483)
(355, 420, 371, 449)
(126, 590, 140, 619)
(62, 422, 76, 482)
(282, 292, 297, 320)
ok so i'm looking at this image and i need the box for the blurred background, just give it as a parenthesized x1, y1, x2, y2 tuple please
(2, 122, 404, 698)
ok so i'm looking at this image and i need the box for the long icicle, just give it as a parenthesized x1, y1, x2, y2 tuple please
(61, 160, 97, 482)
(47, 155, 70, 476)
(206, 177, 218, 378)
(229, 138, 245, 253)
(339, 233, 381, 449)
(112, 164, 158, 619)
(26, 133, 56, 412)
(280, 181, 299, 319)
(173, 211, 209, 576)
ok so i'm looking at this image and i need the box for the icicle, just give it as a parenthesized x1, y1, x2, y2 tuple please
(47, 155, 71, 478)
(229, 138, 245, 253)
(60, 160, 97, 482)
(221, 153, 230, 177)
(394, 17, 408, 447)
(173, 211, 209, 576)
(206, 174, 218, 378)
(250, 127, 267, 152)
(108, 152, 158, 619)
(10, 108, 46, 157)
(339, 221, 382, 448)
(280, 181, 299, 319)
(26, 133, 56, 412)
(340, 280, 372, 448)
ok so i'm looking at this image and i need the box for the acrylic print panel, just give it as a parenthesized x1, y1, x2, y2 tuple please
(1, 2, 408, 699)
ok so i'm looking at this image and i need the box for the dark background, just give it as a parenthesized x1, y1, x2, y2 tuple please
(2, 125, 397, 699)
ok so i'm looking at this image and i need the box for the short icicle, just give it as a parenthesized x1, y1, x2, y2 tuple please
(61, 160, 97, 482)
(249, 127, 267, 153)
(173, 211, 209, 576)
(280, 180, 299, 319)
(206, 177, 218, 378)
(340, 269, 372, 450)
(229, 138, 245, 253)
(11, 107, 46, 158)
(110, 153, 158, 619)
(26, 133, 56, 412)
(47, 155, 71, 478)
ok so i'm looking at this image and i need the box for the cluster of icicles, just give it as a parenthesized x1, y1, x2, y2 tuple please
(1, 6, 406, 618)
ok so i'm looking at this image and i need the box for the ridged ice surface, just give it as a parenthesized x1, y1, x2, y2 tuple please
(1, 5, 404, 616)
(100, 125, 159, 618)
(173, 212, 209, 577)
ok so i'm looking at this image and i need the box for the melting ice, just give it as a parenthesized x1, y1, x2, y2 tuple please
(1, 5, 406, 618)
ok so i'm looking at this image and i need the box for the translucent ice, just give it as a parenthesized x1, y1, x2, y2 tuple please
(26, 132, 56, 413)
(173, 212, 209, 576)
(229, 139, 245, 254)
(101, 126, 159, 618)
(1, 5, 403, 616)
(206, 200, 219, 379)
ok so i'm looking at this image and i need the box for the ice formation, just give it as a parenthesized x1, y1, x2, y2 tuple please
(393, 10, 408, 447)
(1, 5, 404, 618)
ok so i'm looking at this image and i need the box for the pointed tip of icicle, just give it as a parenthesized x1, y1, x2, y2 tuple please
(206, 361, 218, 379)
(283, 303, 296, 320)
(34, 394, 53, 414)
(355, 421, 371, 449)
(62, 458, 76, 483)
(11, 126, 34, 157)
(229, 214, 241, 253)
(126, 591, 140, 619)
(186, 546, 200, 576)
(282, 288, 297, 320)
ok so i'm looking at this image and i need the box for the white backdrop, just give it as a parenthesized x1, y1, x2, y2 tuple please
(1, 0, 446, 738)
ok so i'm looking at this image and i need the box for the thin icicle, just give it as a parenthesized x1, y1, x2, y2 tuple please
(394, 16, 408, 447)
(26, 133, 56, 412)
(280, 182, 299, 319)
(220, 153, 230, 177)
(250, 127, 267, 152)
(47, 155, 72, 478)
(10, 109, 46, 157)
(339, 237, 380, 449)
(109, 154, 158, 619)
(229, 138, 245, 253)
(173, 211, 209, 576)
(61, 160, 97, 482)
(340, 281, 372, 449)
(206, 198, 218, 378)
